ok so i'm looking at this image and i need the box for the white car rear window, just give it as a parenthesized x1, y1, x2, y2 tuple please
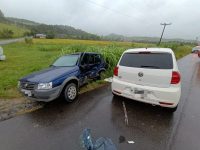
(119, 52, 173, 69)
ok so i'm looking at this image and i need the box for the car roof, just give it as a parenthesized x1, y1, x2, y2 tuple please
(83, 52, 100, 54)
(125, 48, 173, 54)
(63, 52, 100, 56)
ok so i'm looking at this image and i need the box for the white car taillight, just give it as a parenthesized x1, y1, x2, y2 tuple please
(171, 71, 181, 84)
(113, 66, 119, 76)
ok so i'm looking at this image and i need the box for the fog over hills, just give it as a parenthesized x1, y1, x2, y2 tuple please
(0, 8, 197, 43)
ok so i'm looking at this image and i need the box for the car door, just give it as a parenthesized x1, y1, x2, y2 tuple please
(79, 53, 91, 85)
(93, 54, 102, 75)
(87, 54, 97, 78)
(79, 54, 101, 84)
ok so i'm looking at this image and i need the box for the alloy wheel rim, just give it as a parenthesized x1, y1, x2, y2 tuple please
(67, 86, 77, 100)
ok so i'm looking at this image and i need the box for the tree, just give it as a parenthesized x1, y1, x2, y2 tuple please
(25, 37, 33, 45)
(0, 9, 7, 22)
(0, 10, 4, 18)
(30, 24, 100, 40)
(46, 31, 55, 39)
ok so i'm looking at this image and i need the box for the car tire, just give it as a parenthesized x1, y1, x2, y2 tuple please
(63, 83, 78, 103)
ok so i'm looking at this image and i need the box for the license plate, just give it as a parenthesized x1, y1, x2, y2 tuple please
(22, 89, 32, 97)
(134, 89, 144, 94)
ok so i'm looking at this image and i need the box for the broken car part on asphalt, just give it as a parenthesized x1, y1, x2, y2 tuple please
(81, 128, 117, 150)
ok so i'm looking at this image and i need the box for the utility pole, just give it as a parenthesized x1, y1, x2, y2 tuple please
(196, 37, 199, 45)
(158, 23, 172, 45)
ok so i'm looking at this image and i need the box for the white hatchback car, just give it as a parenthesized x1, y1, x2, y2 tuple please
(112, 48, 181, 112)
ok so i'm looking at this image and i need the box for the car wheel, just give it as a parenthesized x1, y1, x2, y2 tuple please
(64, 83, 78, 102)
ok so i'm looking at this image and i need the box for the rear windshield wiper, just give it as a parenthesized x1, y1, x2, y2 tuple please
(140, 65, 160, 69)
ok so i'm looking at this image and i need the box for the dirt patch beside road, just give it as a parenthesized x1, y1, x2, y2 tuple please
(0, 98, 44, 122)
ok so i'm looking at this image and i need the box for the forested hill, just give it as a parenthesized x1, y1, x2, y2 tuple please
(29, 24, 100, 40)
(0, 9, 100, 40)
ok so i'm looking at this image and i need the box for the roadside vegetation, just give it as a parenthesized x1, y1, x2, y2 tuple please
(0, 38, 194, 99)
(0, 23, 29, 39)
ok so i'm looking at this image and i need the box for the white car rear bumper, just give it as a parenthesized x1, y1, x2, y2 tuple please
(111, 77, 181, 108)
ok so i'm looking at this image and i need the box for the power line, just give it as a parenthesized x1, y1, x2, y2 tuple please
(85, 0, 134, 18)
(158, 23, 172, 45)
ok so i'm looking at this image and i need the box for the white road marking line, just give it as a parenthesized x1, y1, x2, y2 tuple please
(122, 101, 129, 126)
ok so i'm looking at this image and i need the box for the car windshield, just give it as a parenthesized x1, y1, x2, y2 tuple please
(120, 52, 173, 69)
(52, 55, 79, 67)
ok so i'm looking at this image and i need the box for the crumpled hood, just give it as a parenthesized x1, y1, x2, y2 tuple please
(20, 66, 79, 83)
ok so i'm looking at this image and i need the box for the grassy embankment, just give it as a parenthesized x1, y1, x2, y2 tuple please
(0, 23, 29, 39)
(0, 38, 194, 99)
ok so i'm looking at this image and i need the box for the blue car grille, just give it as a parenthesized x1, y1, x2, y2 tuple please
(20, 82, 36, 90)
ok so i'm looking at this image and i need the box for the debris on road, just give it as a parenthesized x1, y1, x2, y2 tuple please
(81, 128, 117, 150)
(127, 141, 135, 144)
(122, 101, 129, 126)
(104, 77, 112, 83)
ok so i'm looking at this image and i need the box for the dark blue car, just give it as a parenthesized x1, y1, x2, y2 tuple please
(18, 52, 107, 102)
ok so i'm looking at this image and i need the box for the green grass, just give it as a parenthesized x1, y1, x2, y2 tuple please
(0, 39, 194, 99)
(0, 23, 29, 39)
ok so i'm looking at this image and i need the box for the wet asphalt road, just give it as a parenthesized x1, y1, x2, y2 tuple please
(0, 54, 200, 150)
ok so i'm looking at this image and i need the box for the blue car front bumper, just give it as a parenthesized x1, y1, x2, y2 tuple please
(19, 86, 62, 102)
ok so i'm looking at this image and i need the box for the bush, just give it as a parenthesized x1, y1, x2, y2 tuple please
(60, 44, 124, 76)
(23, 31, 32, 36)
(160, 42, 180, 50)
(25, 37, 33, 45)
(46, 34, 55, 39)
(0, 29, 14, 38)
(38, 45, 62, 52)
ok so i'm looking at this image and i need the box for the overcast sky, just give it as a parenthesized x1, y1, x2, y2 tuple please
(0, 0, 199, 39)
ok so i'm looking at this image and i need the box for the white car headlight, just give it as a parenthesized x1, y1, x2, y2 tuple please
(38, 82, 52, 90)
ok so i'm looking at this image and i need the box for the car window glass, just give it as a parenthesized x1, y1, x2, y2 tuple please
(88, 54, 95, 64)
(94, 55, 101, 64)
(120, 52, 173, 69)
(81, 54, 89, 65)
(53, 55, 79, 67)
